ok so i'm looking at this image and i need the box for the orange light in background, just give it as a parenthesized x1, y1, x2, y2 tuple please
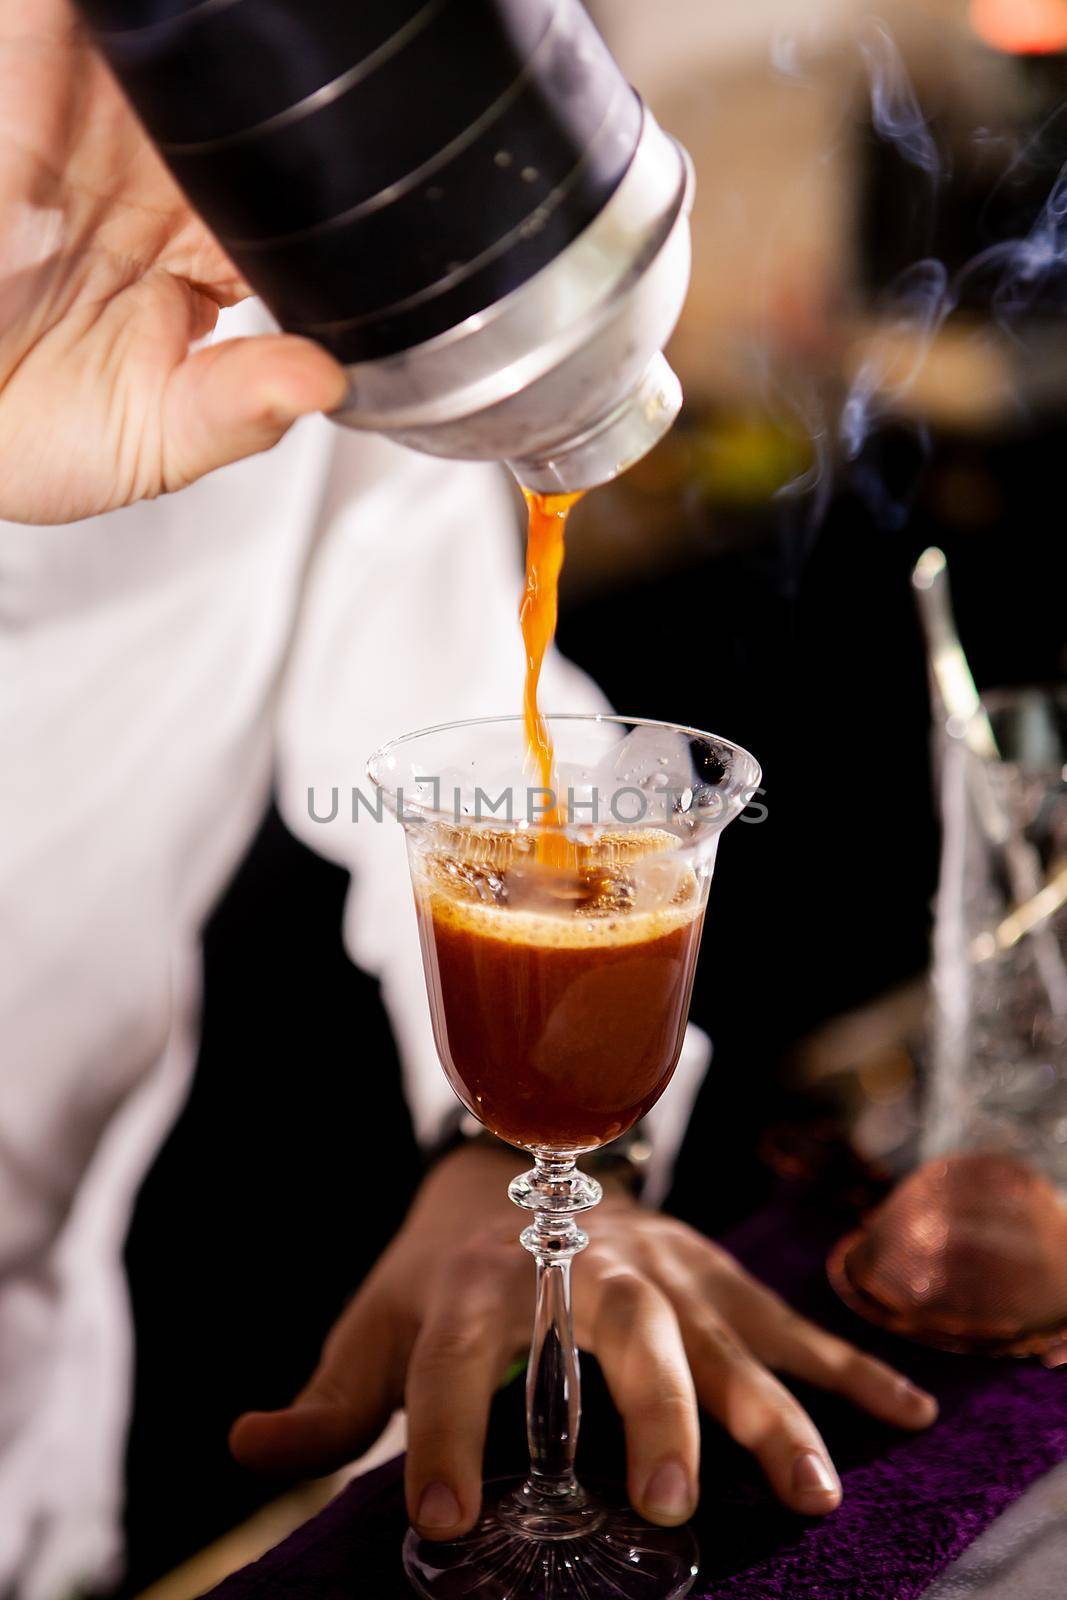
(970, 0, 1067, 54)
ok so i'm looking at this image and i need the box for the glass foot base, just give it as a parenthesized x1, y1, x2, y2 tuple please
(403, 1479, 698, 1599)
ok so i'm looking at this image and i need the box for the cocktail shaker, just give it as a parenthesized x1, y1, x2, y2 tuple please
(76, 0, 694, 492)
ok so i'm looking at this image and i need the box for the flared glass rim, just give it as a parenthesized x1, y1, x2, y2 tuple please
(366, 711, 762, 830)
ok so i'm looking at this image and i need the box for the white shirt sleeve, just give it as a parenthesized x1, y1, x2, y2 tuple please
(0, 294, 338, 1595)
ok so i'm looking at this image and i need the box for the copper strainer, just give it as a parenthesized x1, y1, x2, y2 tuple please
(828, 1151, 1067, 1357)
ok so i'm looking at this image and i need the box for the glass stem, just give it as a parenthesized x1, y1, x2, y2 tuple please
(527, 1244, 581, 1499)
(510, 1152, 602, 1511)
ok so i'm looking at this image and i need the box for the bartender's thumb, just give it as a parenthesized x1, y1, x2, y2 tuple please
(161, 333, 348, 486)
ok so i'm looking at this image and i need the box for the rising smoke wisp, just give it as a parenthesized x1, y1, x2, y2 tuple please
(773, 14, 1067, 527)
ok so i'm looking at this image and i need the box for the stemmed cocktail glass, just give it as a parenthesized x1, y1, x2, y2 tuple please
(368, 714, 761, 1600)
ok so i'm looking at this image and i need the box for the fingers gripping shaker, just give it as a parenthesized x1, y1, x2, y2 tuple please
(76, 0, 693, 491)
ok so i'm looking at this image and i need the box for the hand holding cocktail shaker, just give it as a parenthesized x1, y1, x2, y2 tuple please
(75, 0, 693, 491)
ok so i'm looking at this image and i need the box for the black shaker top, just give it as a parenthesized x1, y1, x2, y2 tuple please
(78, 0, 642, 361)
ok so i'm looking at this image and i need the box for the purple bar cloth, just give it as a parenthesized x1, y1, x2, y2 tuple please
(202, 1183, 1067, 1600)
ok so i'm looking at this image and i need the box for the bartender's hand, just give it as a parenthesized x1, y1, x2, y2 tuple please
(0, 1, 345, 525)
(231, 1143, 937, 1539)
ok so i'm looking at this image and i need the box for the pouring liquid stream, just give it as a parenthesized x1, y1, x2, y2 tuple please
(519, 489, 583, 866)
